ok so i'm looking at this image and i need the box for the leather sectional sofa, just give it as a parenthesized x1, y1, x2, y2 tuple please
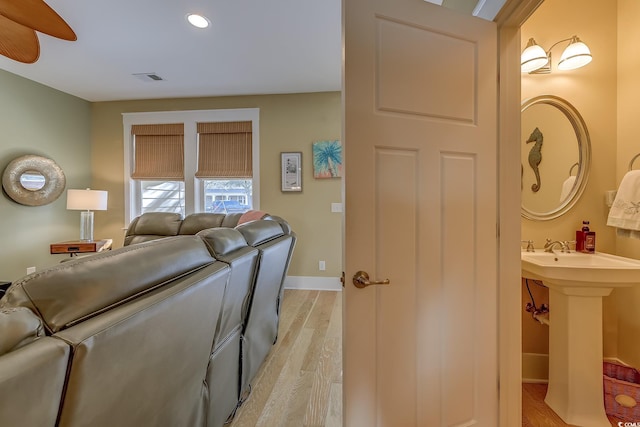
(0, 212, 296, 427)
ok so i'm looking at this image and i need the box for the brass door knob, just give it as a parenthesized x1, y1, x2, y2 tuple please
(352, 271, 390, 288)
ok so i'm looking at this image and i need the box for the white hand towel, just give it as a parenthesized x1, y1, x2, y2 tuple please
(559, 175, 576, 203)
(607, 170, 640, 232)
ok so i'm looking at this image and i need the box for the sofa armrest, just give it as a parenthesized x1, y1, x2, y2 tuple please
(0, 307, 45, 356)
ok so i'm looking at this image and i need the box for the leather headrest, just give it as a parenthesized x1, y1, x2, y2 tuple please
(2, 236, 217, 333)
(131, 212, 182, 236)
(235, 220, 285, 246)
(180, 213, 225, 235)
(197, 228, 248, 256)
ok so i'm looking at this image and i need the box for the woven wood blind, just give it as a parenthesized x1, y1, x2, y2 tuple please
(196, 121, 252, 178)
(131, 124, 184, 180)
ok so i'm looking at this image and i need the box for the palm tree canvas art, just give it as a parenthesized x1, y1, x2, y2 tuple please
(312, 140, 342, 178)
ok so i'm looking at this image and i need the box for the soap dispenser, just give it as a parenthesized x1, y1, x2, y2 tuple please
(584, 226, 596, 253)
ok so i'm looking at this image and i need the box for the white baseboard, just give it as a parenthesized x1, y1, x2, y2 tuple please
(284, 275, 342, 291)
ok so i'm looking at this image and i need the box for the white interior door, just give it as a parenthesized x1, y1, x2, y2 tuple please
(343, 0, 499, 425)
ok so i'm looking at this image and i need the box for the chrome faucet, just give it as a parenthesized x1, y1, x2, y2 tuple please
(544, 239, 563, 253)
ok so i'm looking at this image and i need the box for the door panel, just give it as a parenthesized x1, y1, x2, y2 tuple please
(376, 17, 476, 122)
(344, 0, 498, 425)
(376, 147, 418, 426)
(441, 153, 478, 425)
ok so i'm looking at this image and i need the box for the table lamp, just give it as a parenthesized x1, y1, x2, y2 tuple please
(66, 188, 108, 241)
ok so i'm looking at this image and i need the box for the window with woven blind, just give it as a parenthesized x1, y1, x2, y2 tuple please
(131, 123, 184, 180)
(123, 108, 260, 222)
(196, 121, 252, 178)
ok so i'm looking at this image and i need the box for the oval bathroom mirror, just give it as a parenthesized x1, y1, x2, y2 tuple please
(521, 95, 591, 220)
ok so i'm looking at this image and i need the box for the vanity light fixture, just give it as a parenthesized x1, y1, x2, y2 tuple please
(187, 13, 210, 29)
(520, 38, 549, 73)
(521, 36, 592, 74)
(557, 36, 592, 70)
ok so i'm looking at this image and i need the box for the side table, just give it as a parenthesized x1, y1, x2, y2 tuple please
(50, 239, 113, 257)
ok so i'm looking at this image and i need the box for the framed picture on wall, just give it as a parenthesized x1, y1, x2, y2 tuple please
(312, 140, 342, 178)
(281, 152, 302, 192)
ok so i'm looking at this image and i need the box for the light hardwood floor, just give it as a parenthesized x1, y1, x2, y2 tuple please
(229, 289, 342, 427)
(522, 383, 624, 427)
(230, 290, 628, 427)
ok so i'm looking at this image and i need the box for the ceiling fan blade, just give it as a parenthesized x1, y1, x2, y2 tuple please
(0, 0, 76, 41)
(0, 14, 39, 63)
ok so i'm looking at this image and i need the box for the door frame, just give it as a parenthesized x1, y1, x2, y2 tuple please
(495, 1, 544, 426)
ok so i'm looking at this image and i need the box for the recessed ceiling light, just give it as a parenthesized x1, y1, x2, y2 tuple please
(187, 14, 210, 29)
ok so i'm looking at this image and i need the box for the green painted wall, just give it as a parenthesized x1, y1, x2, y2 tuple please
(0, 71, 341, 282)
(0, 69, 91, 281)
(91, 92, 343, 278)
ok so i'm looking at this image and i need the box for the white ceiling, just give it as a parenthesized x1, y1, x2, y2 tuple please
(0, 0, 504, 102)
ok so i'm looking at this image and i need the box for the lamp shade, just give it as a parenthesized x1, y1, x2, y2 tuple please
(66, 189, 108, 211)
(558, 37, 592, 70)
(521, 38, 549, 73)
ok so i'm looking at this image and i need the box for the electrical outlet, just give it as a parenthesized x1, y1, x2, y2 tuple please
(319, 260, 326, 271)
(26, 266, 36, 275)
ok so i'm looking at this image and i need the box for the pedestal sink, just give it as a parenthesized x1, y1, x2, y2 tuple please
(521, 250, 640, 427)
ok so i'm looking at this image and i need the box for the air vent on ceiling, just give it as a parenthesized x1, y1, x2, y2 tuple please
(133, 73, 165, 82)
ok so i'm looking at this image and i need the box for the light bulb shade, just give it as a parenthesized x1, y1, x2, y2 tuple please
(558, 37, 592, 70)
(521, 38, 549, 73)
(66, 189, 108, 211)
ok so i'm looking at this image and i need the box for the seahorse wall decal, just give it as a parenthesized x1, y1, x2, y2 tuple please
(526, 127, 543, 193)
